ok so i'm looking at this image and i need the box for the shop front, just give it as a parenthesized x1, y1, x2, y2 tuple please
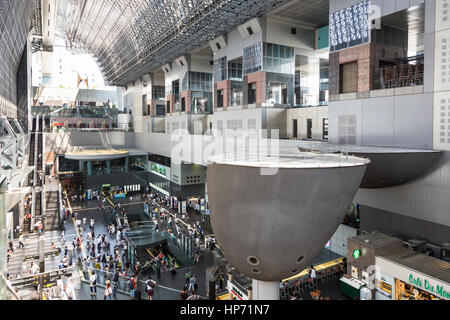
(187, 197, 207, 213)
(376, 252, 450, 301)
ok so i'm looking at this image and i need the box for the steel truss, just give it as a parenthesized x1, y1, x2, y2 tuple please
(56, 0, 289, 86)
(0, 117, 29, 171)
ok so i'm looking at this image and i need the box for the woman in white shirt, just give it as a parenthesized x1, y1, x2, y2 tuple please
(89, 271, 97, 297)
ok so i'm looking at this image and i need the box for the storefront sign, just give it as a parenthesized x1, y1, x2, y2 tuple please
(151, 162, 170, 179)
(376, 256, 450, 300)
(227, 283, 249, 300)
(408, 274, 450, 299)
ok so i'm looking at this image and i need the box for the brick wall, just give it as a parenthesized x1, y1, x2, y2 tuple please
(180, 90, 192, 112)
(329, 43, 408, 96)
(215, 80, 232, 108)
(243, 71, 267, 105)
(166, 94, 175, 114)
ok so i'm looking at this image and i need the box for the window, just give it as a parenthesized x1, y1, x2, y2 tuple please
(216, 43, 221, 50)
(181, 97, 186, 112)
(152, 86, 165, 100)
(214, 57, 227, 82)
(293, 119, 298, 138)
(340, 62, 358, 93)
(243, 43, 262, 75)
(248, 83, 256, 104)
(217, 90, 224, 108)
(307, 119, 313, 139)
(263, 43, 295, 75)
(247, 26, 254, 35)
(291, 28, 297, 35)
(339, 115, 357, 145)
(228, 62, 243, 80)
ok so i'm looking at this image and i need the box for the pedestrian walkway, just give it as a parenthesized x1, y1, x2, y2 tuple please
(6, 230, 71, 278)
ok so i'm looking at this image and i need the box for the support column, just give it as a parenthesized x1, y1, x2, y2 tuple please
(87, 161, 93, 176)
(125, 157, 129, 173)
(38, 235, 45, 273)
(144, 156, 149, 171)
(0, 183, 7, 299)
(106, 160, 111, 174)
(251, 280, 280, 300)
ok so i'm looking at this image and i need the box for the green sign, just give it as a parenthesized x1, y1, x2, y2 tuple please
(151, 163, 167, 176)
(408, 274, 450, 299)
(353, 249, 361, 259)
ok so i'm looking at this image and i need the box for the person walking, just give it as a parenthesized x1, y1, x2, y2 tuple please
(89, 271, 97, 297)
(309, 265, 317, 290)
(188, 275, 196, 293)
(146, 277, 156, 300)
(129, 274, 137, 300)
(104, 280, 113, 300)
(18, 235, 24, 249)
(185, 269, 191, 286)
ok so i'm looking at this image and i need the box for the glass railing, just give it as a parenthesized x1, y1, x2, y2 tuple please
(80, 266, 207, 300)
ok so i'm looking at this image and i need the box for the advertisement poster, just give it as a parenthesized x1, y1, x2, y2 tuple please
(182, 201, 187, 214)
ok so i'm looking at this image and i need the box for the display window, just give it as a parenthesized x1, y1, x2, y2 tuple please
(395, 279, 442, 301)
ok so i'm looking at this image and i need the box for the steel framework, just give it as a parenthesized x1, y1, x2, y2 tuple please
(56, 0, 289, 86)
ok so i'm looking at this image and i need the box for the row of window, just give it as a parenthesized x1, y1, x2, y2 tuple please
(293, 118, 328, 141)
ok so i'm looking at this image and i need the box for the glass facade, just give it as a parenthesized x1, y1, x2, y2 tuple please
(189, 72, 213, 92)
(230, 81, 243, 107)
(243, 42, 263, 75)
(214, 57, 227, 82)
(152, 85, 165, 100)
(129, 156, 147, 172)
(191, 91, 212, 113)
(228, 62, 243, 81)
(263, 43, 295, 75)
(295, 57, 329, 107)
(58, 157, 80, 173)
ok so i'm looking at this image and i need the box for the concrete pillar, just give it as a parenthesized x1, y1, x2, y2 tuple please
(19, 200, 24, 233)
(38, 235, 45, 273)
(144, 156, 149, 171)
(106, 160, 111, 174)
(251, 280, 280, 300)
(125, 157, 129, 173)
(0, 183, 7, 299)
(87, 161, 93, 176)
(228, 271, 234, 300)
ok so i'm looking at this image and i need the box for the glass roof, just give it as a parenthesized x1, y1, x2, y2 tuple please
(56, 0, 289, 86)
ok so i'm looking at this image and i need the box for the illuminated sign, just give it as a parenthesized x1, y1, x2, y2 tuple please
(353, 249, 361, 259)
(409, 274, 450, 300)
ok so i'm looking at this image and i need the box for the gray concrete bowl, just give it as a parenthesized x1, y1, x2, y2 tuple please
(207, 154, 369, 281)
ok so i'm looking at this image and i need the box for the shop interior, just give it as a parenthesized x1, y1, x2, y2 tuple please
(395, 280, 442, 301)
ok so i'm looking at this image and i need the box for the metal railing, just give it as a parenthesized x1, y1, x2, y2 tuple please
(80, 265, 207, 300)
(373, 61, 424, 90)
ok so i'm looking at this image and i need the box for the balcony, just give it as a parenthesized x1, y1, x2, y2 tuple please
(373, 55, 424, 90)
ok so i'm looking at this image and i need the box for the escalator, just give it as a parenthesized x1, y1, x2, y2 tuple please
(34, 118, 44, 228)
(24, 117, 44, 234)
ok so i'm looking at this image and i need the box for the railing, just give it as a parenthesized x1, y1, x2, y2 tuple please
(80, 265, 207, 300)
(373, 60, 424, 90)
